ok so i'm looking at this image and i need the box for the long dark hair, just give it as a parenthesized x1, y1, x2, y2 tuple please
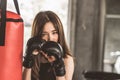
(31, 11, 72, 79)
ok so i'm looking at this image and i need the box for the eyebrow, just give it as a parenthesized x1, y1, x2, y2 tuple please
(42, 29, 57, 33)
(52, 30, 57, 32)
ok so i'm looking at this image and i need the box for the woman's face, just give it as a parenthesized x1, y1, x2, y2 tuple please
(41, 22, 58, 42)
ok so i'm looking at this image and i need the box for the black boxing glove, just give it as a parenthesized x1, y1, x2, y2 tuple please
(41, 41, 66, 76)
(23, 36, 45, 68)
(23, 52, 34, 68)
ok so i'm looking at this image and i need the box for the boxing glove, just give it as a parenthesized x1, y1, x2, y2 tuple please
(41, 41, 66, 76)
(23, 37, 45, 68)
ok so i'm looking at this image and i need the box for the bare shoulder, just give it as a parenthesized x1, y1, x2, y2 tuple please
(64, 54, 74, 80)
(64, 55, 74, 65)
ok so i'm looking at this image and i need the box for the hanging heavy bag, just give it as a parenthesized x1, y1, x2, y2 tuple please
(0, 0, 24, 80)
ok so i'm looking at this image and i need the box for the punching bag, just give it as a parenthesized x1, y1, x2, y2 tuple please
(0, 0, 24, 80)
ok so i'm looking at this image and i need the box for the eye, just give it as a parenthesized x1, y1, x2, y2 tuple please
(41, 33, 47, 37)
(52, 31, 58, 35)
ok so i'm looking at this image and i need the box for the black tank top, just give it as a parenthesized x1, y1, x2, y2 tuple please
(39, 63, 56, 80)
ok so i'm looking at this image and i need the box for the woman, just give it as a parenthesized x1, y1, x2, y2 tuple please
(22, 11, 74, 80)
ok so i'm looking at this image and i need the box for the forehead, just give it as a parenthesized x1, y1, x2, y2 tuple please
(43, 22, 56, 32)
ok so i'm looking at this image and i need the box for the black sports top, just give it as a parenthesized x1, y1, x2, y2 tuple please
(31, 63, 56, 80)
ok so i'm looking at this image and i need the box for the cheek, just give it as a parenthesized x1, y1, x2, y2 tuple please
(54, 34, 59, 42)
(41, 36, 48, 41)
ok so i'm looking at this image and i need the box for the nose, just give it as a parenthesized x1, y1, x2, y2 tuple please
(48, 34, 53, 41)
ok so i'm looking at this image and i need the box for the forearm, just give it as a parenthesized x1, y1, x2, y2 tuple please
(56, 76, 66, 80)
(22, 68, 32, 80)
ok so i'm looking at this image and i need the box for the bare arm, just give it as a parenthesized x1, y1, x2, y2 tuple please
(56, 55, 74, 80)
(22, 67, 31, 80)
(64, 55, 74, 80)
